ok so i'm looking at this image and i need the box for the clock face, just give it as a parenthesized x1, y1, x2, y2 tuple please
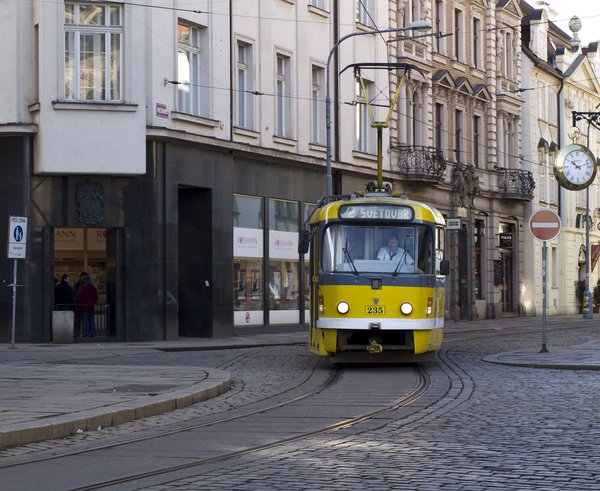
(554, 144, 597, 190)
(563, 149, 594, 185)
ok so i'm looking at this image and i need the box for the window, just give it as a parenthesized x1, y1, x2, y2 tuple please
(276, 54, 292, 138)
(506, 31, 514, 79)
(64, 2, 122, 101)
(473, 17, 482, 69)
(311, 65, 325, 145)
(473, 115, 481, 168)
(356, 0, 375, 27)
(355, 79, 375, 154)
(268, 199, 300, 322)
(434, 0, 445, 54)
(538, 150, 547, 202)
(499, 30, 515, 80)
(454, 109, 463, 163)
(310, 0, 326, 9)
(434, 103, 444, 152)
(454, 8, 464, 62)
(233, 195, 264, 324)
(236, 41, 254, 129)
(177, 21, 208, 117)
(548, 87, 557, 124)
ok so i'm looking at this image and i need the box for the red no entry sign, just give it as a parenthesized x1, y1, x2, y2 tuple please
(529, 209, 561, 241)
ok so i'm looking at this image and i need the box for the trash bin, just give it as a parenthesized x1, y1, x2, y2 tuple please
(52, 310, 74, 343)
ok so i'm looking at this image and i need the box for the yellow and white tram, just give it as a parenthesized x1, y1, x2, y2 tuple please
(300, 191, 449, 363)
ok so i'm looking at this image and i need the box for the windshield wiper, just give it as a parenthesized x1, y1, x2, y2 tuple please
(342, 247, 359, 275)
(392, 249, 409, 276)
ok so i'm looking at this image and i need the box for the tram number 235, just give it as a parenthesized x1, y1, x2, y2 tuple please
(365, 305, 385, 315)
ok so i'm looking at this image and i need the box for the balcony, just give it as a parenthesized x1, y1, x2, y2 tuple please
(395, 145, 447, 182)
(495, 167, 535, 200)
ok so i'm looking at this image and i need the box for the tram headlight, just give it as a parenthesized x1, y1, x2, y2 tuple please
(337, 301, 350, 314)
(400, 302, 413, 315)
(318, 295, 324, 313)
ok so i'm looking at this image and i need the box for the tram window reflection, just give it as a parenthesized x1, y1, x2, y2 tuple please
(321, 224, 435, 274)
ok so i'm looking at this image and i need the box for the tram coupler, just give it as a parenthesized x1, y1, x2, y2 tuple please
(367, 339, 383, 353)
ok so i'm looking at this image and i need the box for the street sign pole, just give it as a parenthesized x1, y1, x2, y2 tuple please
(541, 241, 548, 353)
(11, 259, 17, 349)
(529, 209, 561, 354)
(7, 216, 28, 349)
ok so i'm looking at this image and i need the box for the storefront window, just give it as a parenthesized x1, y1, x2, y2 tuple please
(233, 195, 264, 325)
(269, 198, 300, 323)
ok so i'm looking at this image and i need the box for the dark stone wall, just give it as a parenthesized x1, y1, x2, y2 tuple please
(0, 135, 335, 343)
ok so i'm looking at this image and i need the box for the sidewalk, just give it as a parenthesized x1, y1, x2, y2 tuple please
(1, 317, 599, 450)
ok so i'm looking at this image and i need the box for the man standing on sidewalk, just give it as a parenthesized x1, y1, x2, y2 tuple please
(77, 274, 98, 338)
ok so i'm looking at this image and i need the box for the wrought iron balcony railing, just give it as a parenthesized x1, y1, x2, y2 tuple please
(495, 167, 535, 200)
(395, 145, 447, 181)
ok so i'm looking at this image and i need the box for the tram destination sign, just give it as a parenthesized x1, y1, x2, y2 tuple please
(338, 204, 414, 221)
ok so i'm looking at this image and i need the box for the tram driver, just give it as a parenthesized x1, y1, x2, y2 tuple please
(376, 236, 415, 270)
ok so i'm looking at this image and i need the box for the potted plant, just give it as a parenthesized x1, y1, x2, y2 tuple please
(593, 279, 600, 313)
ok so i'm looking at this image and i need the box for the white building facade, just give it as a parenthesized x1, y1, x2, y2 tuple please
(2, 0, 600, 343)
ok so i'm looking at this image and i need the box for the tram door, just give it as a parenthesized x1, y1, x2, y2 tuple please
(178, 187, 213, 337)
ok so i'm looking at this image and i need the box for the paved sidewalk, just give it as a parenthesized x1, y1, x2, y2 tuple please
(1, 317, 599, 450)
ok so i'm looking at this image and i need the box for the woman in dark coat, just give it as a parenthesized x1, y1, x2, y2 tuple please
(77, 275, 98, 337)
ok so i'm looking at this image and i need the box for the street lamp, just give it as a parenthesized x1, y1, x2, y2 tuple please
(324, 20, 433, 197)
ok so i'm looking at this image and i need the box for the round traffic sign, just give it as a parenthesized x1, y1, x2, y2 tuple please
(529, 209, 561, 241)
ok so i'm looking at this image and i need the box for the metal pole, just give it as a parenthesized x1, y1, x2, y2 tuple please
(11, 259, 17, 349)
(540, 241, 548, 353)
(324, 23, 432, 197)
(584, 186, 593, 318)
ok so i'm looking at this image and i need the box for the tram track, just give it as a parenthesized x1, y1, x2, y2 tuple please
(0, 359, 433, 491)
(67, 365, 432, 491)
(3, 323, 591, 490)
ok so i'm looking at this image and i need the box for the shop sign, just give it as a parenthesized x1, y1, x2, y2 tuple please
(269, 230, 299, 260)
(499, 233, 513, 249)
(446, 218, 461, 230)
(234, 227, 263, 258)
(55, 228, 84, 250)
(87, 228, 107, 250)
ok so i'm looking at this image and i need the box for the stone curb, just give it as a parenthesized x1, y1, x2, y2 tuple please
(0, 371, 231, 450)
(482, 350, 600, 371)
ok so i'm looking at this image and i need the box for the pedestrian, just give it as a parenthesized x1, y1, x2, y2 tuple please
(73, 272, 88, 336)
(77, 274, 98, 338)
(54, 274, 75, 310)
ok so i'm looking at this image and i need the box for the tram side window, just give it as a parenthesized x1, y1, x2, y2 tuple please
(436, 226, 445, 274)
(416, 227, 434, 274)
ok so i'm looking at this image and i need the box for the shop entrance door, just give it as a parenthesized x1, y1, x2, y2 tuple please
(54, 228, 115, 338)
(178, 187, 213, 337)
(500, 251, 514, 313)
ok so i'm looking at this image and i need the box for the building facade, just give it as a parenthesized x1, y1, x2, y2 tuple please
(2, 0, 600, 344)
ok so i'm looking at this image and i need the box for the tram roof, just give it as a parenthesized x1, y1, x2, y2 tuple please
(310, 195, 446, 226)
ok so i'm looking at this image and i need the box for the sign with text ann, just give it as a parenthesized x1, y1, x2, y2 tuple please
(7, 216, 27, 259)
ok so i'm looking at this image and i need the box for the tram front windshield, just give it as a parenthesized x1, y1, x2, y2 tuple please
(322, 224, 434, 274)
